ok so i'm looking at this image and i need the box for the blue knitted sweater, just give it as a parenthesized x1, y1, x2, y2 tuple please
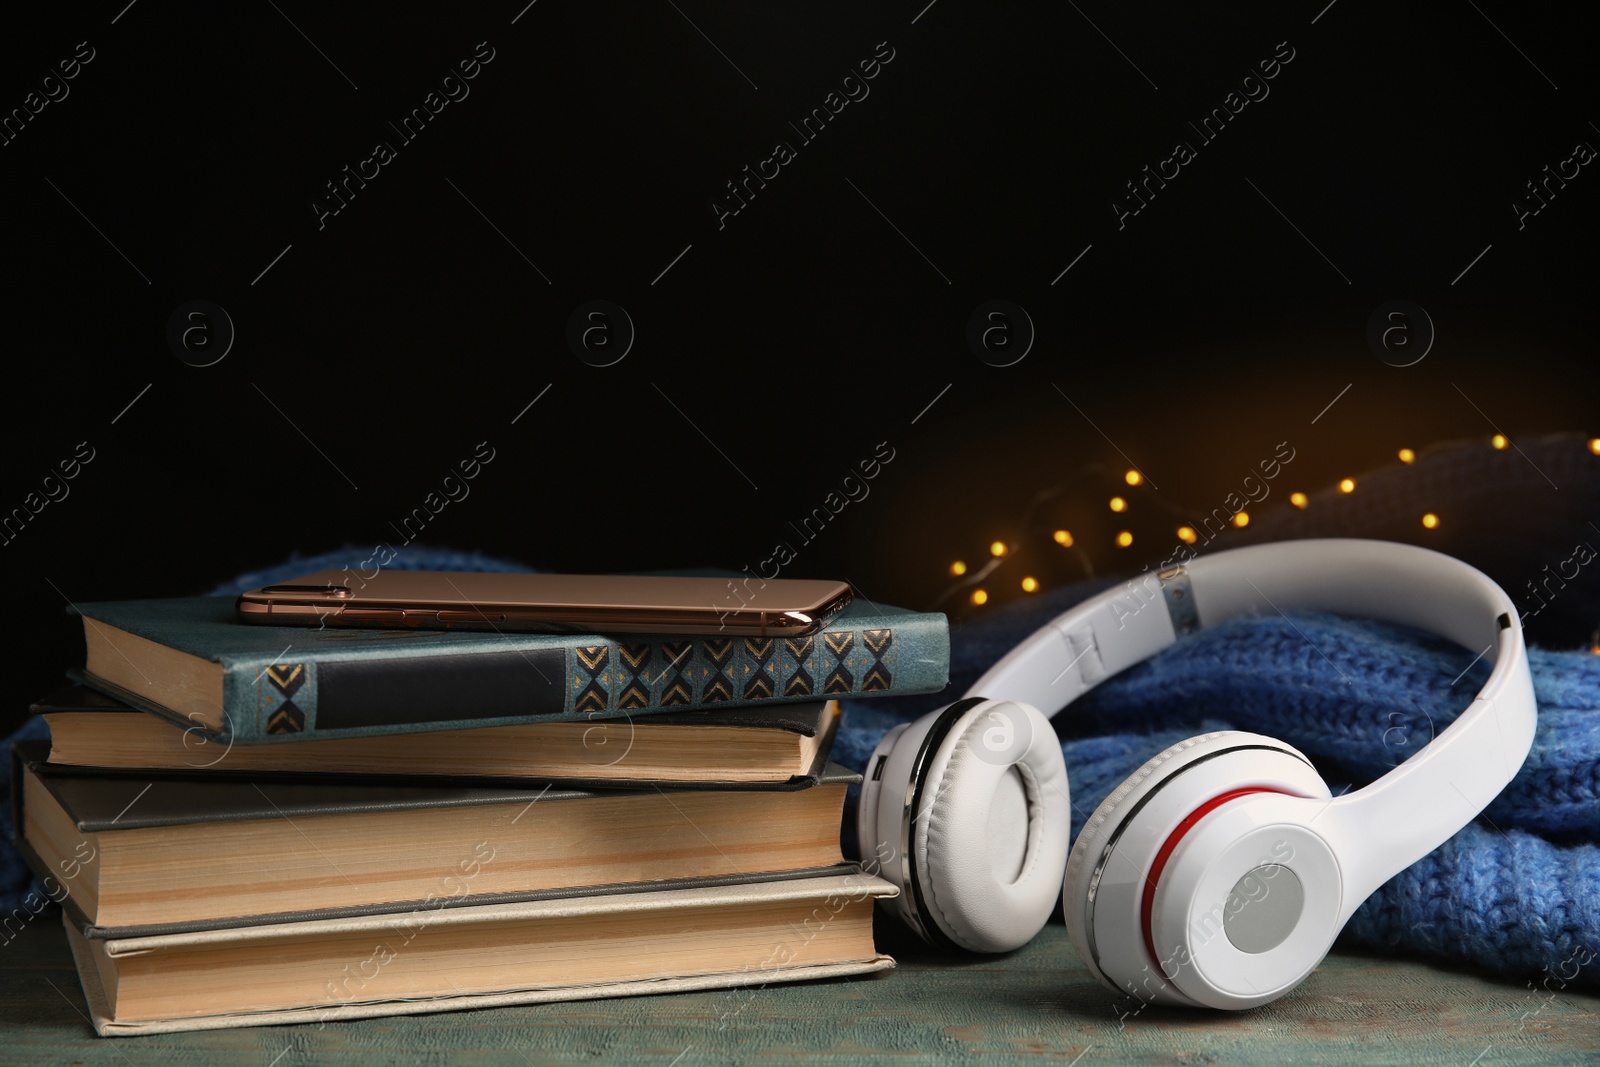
(3, 546, 1595, 992)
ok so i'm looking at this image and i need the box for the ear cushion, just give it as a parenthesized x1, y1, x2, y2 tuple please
(1061, 730, 1315, 983)
(913, 699, 1070, 953)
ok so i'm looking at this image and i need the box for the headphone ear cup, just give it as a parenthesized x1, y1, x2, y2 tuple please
(1061, 730, 1329, 1004)
(855, 720, 913, 902)
(912, 699, 1070, 953)
(1063, 730, 1238, 977)
(859, 704, 978, 940)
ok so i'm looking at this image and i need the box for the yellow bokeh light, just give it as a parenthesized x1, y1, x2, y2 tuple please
(1116, 531, 1133, 547)
(1109, 496, 1127, 513)
(950, 561, 967, 576)
(1124, 470, 1143, 486)
(1176, 526, 1197, 544)
(1398, 448, 1415, 464)
(1053, 529, 1074, 547)
(1339, 478, 1356, 494)
(1234, 511, 1250, 528)
(1492, 434, 1508, 450)
(1021, 576, 1039, 593)
(1422, 513, 1439, 529)
(1589, 438, 1600, 455)
(971, 589, 988, 606)
(1290, 492, 1308, 509)
(990, 541, 1008, 557)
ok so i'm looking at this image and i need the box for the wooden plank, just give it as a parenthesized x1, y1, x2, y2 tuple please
(0, 915, 1594, 1065)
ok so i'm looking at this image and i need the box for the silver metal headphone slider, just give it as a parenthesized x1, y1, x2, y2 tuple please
(1159, 565, 1199, 637)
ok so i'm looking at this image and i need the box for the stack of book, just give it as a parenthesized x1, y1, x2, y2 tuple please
(12, 588, 948, 1035)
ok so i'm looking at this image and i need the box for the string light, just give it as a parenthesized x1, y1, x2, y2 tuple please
(943, 434, 1600, 611)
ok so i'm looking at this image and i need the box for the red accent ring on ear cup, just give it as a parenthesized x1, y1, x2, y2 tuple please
(1139, 787, 1295, 977)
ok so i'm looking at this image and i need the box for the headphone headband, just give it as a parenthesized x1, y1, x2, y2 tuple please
(965, 538, 1537, 912)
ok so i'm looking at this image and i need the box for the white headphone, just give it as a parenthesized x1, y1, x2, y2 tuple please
(857, 538, 1536, 1009)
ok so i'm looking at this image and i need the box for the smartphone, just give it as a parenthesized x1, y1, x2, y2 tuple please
(235, 571, 854, 636)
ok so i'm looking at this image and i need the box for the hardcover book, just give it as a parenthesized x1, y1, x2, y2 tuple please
(33, 684, 842, 786)
(69, 595, 948, 741)
(13, 742, 860, 932)
(66, 871, 896, 1035)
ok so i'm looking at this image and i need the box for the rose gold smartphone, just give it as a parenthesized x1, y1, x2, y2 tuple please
(235, 571, 854, 636)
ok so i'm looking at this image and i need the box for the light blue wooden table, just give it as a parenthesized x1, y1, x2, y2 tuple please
(2, 914, 1595, 1065)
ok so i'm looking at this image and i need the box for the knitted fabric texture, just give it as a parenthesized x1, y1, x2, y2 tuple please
(4, 542, 1597, 992)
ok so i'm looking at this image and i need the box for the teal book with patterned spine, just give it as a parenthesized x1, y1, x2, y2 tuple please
(69, 596, 948, 743)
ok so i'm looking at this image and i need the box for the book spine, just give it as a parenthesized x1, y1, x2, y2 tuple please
(222, 615, 949, 742)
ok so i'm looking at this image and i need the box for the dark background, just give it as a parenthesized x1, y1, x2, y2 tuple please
(2, 2, 1596, 730)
